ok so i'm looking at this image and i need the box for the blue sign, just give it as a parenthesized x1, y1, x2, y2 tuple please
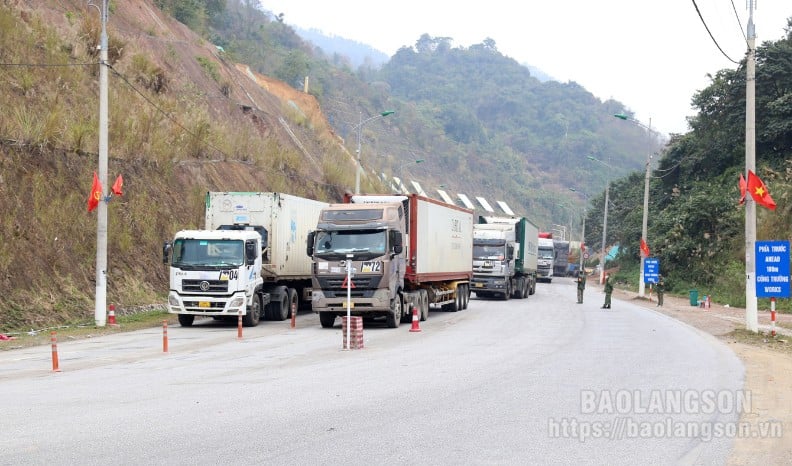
(644, 258, 660, 283)
(756, 241, 791, 298)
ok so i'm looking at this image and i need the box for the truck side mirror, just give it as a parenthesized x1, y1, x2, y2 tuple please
(306, 231, 315, 257)
(245, 240, 257, 266)
(162, 241, 171, 264)
(391, 232, 403, 254)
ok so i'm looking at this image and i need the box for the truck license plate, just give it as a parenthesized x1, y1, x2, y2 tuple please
(198, 301, 210, 308)
(474, 283, 484, 288)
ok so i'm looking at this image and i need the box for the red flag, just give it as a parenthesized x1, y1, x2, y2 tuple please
(739, 173, 746, 205)
(87, 172, 102, 212)
(746, 170, 776, 211)
(640, 238, 650, 257)
(111, 174, 124, 196)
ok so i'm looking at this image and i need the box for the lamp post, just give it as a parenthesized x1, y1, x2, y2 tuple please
(354, 110, 395, 194)
(614, 113, 653, 298)
(587, 156, 611, 285)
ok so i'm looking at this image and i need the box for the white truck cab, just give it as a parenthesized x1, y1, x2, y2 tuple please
(163, 229, 269, 327)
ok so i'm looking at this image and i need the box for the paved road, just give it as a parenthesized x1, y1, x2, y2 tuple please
(0, 278, 744, 465)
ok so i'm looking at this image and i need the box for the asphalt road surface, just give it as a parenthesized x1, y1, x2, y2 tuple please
(0, 278, 744, 465)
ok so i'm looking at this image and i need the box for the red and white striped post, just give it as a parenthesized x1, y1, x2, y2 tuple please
(237, 310, 243, 340)
(771, 297, 777, 337)
(50, 331, 61, 372)
(162, 320, 169, 353)
(290, 302, 297, 329)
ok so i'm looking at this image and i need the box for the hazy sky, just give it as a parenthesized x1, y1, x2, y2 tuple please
(258, 0, 790, 136)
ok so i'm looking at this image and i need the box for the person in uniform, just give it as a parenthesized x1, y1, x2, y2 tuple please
(576, 269, 586, 303)
(601, 274, 613, 309)
(656, 275, 665, 307)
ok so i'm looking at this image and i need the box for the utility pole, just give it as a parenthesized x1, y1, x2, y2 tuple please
(745, 1, 758, 332)
(638, 118, 652, 298)
(600, 184, 609, 285)
(94, 0, 109, 327)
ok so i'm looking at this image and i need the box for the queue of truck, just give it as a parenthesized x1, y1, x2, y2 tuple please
(162, 191, 566, 328)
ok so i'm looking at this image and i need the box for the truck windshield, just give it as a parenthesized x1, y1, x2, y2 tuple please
(538, 248, 554, 260)
(171, 239, 244, 267)
(473, 245, 504, 260)
(314, 230, 386, 256)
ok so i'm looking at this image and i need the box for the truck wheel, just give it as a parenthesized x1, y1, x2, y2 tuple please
(319, 313, 336, 328)
(268, 287, 289, 321)
(447, 286, 461, 312)
(386, 295, 402, 328)
(420, 290, 429, 321)
(178, 314, 194, 327)
(529, 279, 536, 295)
(462, 284, 470, 309)
(502, 282, 512, 301)
(242, 294, 262, 327)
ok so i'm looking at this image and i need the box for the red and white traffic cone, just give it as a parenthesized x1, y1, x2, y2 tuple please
(409, 306, 421, 333)
(107, 304, 119, 327)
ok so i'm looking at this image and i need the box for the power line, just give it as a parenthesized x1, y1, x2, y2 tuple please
(690, 0, 741, 64)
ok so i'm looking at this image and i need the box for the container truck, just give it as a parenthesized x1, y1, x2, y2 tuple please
(163, 192, 327, 327)
(306, 193, 473, 328)
(472, 216, 538, 299)
(537, 234, 555, 282)
(553, 239, 570, 277)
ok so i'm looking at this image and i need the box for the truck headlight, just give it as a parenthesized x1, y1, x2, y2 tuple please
(229, 296, 245, 308)
(168, 294, 180, 306)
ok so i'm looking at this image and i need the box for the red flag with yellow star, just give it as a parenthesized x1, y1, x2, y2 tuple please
(746, 170, 776, 211)
(87, 171, 102, 212)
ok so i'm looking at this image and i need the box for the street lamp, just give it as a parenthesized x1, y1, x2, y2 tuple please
(614, 113, 653, 298)
(354, 110, 395, 194)
(587, 156, 611, 285)
(396, 158, 424, 173)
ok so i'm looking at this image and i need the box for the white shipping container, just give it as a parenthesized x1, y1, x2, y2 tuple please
(205, 192, 327, 279)
(414, 196, 473, 276)
(520, 218, 539, 272)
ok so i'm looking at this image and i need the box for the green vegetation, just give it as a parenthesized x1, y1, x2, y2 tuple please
(0, 0, 790, 332)
(591, 19, 792, 310)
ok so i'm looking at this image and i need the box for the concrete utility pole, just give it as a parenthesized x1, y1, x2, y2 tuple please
(638, 118, 652, 298)
(745, 1, 758, 332)
(94, 0, 109, 327)
(600, 184, 609, 285)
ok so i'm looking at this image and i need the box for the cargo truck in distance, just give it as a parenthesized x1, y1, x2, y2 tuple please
(306, 194, 473, 328)
(537, 232, 555, 282)
(472, 216, 538, 299)
(163, 192, 327, 327)
(553, 239, 570, 277)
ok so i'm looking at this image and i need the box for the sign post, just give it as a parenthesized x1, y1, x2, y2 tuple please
(755, 241, 791, 299)
(643, 258, 660, 284)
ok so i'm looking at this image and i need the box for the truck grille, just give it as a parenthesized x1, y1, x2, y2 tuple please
(181, 279, 229, 293)
(317, 275, 382, 298)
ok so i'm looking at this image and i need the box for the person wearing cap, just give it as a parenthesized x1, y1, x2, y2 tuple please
(601, 273, 613, 309)
(656, 275, 665, 307)
(576, 269, 586, 303)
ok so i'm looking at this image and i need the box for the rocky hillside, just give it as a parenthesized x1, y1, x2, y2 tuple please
(0, 0, 365, 329)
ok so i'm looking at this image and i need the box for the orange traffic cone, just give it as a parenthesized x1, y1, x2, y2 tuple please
(108, 304, 119, 327)
(409, 306, 421, 332)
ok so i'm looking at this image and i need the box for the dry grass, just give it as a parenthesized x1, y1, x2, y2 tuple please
(0, 3, 359, 331)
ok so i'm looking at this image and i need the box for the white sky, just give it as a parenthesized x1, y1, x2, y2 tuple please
(258, 1, 791, 136)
